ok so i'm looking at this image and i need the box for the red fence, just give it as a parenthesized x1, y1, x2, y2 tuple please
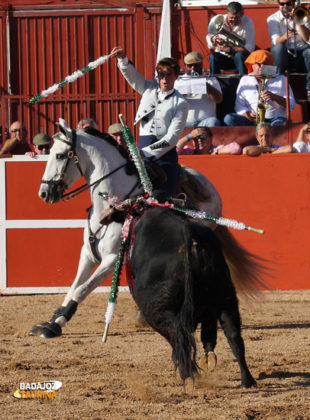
(0, 3, 162, 141)
(1, 153, 309, 294)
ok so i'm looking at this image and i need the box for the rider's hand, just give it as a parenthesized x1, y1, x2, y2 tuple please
(110, 46, 126, 59)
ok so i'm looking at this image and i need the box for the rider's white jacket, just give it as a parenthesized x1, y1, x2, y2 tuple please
(117, 57, 189, 159)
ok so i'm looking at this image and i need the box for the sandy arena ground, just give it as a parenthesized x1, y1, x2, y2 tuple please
(0, 290, 309, 420)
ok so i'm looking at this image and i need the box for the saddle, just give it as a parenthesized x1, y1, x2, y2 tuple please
(145, 161, 212, 205)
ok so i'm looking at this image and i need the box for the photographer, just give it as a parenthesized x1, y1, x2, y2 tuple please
(176, 127, 241, 155)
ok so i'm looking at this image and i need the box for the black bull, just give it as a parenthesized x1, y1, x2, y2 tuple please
(128, 206, 256, 388)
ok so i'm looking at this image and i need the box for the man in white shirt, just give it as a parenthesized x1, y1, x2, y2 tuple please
(267, 0, 310, 100)
(206, 1, 255, 75)
(293, 122, 310, 152)
(174, 51, 222, 127)
(110, 46, 189, 194)
(224, 50, 296, 126)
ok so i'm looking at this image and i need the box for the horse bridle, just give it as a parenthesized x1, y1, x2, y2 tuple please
(40, 130, 84, 199)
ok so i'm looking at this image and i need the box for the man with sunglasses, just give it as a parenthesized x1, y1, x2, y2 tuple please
(267, 0, 310, 100)
(175, 51, 222, 127)
(110, 46, 189, 194)
(176, 126, 241, 155)
(206, 1, 255, 75)
(26, 133, 52, 157)
(0, 121, 31, 156)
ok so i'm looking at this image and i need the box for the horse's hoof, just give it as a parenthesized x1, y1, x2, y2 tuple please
(40, 322, 62, 338)
(135, 310, 149, 328)
(29, 322, 50, 336)
(207, 351, 217, 372)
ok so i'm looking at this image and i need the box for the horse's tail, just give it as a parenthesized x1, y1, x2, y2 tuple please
(214, 225, 271, 297)
(173, 222, 199, 382)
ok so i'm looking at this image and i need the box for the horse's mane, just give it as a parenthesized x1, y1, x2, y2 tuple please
(83, 127, 131, 161)
(83, 127, 137, 176)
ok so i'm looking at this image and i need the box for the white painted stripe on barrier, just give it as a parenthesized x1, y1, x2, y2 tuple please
(1, 286, 129, 295)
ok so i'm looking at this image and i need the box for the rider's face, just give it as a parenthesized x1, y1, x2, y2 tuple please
(157, 66, 178, 92)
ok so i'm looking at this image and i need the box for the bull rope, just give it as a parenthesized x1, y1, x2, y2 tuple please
(29, 54, 111, 105)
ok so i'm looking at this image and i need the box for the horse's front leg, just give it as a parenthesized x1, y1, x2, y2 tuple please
(61, 244, 98, 306)
(37, 254, 117, 338)
(29, 244, 96, 337)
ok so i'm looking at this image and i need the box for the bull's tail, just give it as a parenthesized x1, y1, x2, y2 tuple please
(214, 225, 271, 298)
(173, 223, 199, 382)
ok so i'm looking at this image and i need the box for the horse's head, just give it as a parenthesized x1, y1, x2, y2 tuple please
(39, 119, 84, 203)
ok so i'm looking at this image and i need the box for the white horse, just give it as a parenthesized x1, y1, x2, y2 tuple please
(30, 119, 225, 338)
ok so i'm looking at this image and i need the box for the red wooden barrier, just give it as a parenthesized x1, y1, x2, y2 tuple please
(1, 154, 309, 293)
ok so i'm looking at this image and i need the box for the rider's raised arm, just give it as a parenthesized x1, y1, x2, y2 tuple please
(111, 46, 152, 96)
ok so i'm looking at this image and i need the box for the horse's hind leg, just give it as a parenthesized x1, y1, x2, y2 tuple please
(200, 311, 218, 372)
(218, 296, 256, 388)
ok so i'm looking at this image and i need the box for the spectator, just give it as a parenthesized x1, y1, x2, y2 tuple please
(25, 133, 53, 157)
(267, 0, 310, 101)
(293, 122, 310, 152)
(111, 46, 189, 194)
(108, 123, 127, 149)
(174, 51, 222, 127)
(0, 121, 31, 156)
(77, 118, 98, 130)
(224, 50, 296, 127)
(176, 127, 242, 155)
(206, 1, 255, 75)
(242, 122, 293, 155)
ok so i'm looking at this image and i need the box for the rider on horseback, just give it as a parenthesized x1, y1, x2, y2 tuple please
(111, 46, 189, 194)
